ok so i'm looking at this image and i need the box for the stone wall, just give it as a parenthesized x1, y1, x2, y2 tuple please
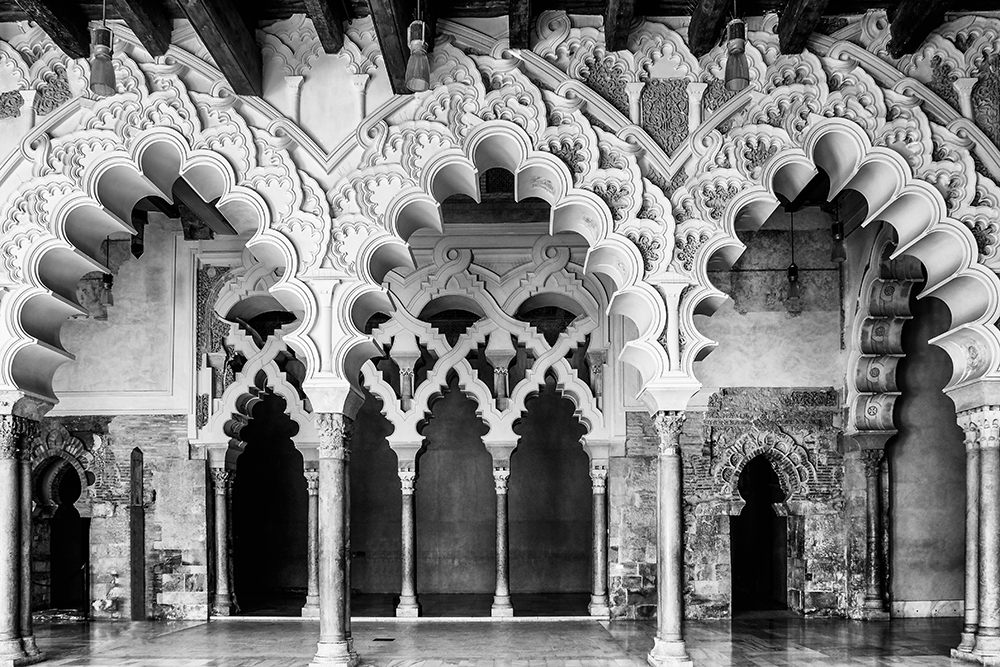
(41, 414, 207, 621)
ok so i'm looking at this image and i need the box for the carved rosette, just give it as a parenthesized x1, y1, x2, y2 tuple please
(493, 467, 510, 494)
(316, 413, 351, 460)
(398, 470, 416, 496)
(211, 469, 234, 495)
(590, 466, 608, 493)
(861, 449, 884, 478)
(652, 411, 685, 456)
(304, 469, 319, 495)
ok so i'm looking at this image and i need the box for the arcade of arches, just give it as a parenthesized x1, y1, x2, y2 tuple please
(1, 7, 1000, 667)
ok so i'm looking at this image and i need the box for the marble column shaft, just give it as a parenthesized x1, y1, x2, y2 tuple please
(647, 412, 692, 667)
(19, 452, 38, 657)
(976, 416, 1000, 658)
(862, 449, 885, 609)
(960, 424, 981, 653)
(211, 468, 234, 616)
(344, 454, 355, 663)
(491, 467, 513, 617)
(303, 470, 320, 615)
(397, 470, 418, 616)
(311, 414, 353, 667)
(588, 467, 609, 616)
(0, 419, 25, 660)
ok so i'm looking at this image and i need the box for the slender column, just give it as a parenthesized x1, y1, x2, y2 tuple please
(976, 413, 1000, 659)
(491, 466, 513, 617)
(0, 416, 28, 662)
(396, 469, 419, 617)
(19, 444, 39, 658)
(302, 469, 320, 617)
(310, 414, 354, 667)
(588, 466, 610, 617)
(344, 439, 357, 667)
(861, 449, 888, 617)
(647, 412, 693, 667)
(211, 468, 234, 616)
(958, 422, 981, 654)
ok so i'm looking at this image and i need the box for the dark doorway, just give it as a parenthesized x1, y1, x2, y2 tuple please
(508, 374, 591, 615)
(49, 466, 89, 610)
(730, 455, 787, 614)
(231, 392, 308, 615)
(415, 375, 494, 609)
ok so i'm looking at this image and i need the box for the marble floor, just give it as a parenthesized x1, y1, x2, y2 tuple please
(34, 615, 968, 667)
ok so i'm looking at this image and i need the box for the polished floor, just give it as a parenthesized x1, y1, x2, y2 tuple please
(34, 615, 968, 667)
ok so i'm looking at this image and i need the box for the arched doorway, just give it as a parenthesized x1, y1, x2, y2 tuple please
(231, 392, 308, 616)
(37, 460, 89, 612)
(730, 456, 788, 614)
(415, 375, 494, 615)
(509, 374, 591, 615)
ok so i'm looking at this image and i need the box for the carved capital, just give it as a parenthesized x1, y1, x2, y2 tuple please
(965, 423, 981, 453)
(211, 468, 234, 494)
(399, 469, 416, 495)
(493, 467, 510, 494)
(861, 449, 883, 478)
(652, 410, 685, 455)
(304, 469, 319, 494)
(0, 415, 34, 460)
(590, 466, 608, 493)
(316, 413, 352, 460)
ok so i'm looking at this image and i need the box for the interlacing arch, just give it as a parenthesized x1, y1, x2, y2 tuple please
(361, 236, 611, 462)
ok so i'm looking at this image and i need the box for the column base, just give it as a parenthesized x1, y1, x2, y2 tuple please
(588, 595, 610, 618)
(301, 604, 320, 619)
(647, 637, 693, 667)
(310, 640, 358, 667)
(396, 596, 420, 617)
(491, 596, 514, 618)
(0, 655, 45, 667)
(18, 637, 39, 658)
(212, 595, 233, 617)
(975, 633, 1000, 662)
(957, 629, 979, 654)
(858, 608, 890, 621)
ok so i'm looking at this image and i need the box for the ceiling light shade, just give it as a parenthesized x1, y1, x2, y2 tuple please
(786, 263, 801, 300)
(100, 272, 114, 307)
(90, 25, 116, 97)
(724, 19, 750, 92)
(831, 221, 847, 263)
(405, 20, 430, 93)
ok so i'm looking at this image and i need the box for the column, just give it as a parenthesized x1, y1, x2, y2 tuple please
(491, 466, 513, 617)
(19, 444, 39, 657)
(310, 414, 355, 667)
(976, 413, 1000, 659)
(588, 466, 610, 617)
(0, 416, 27, 662)
(396, 469, 418, 617)
(211, 468, 234, 616)
(343, 443, 357, 667)
(861, 449, 888, 618)
(302, 469, 320, 618)
(647, 411, 693, 667)
(958, 422, 981, 654)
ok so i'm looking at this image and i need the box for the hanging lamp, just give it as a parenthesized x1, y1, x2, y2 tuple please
(724, 0, 750, 92)
(786, 210, 801, 305)
(404, 0, 430, 93)
(830, 221, 847, 263)
(90, 0, 116, 97)
(101, 236, 114, 307)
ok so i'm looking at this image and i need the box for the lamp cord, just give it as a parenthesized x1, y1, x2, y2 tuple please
(790, 210, 795, 265)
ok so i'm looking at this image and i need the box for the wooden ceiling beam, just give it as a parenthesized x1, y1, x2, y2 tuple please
(604, 0, 635, 51)
(369, 0, 414, 95)
(13, 0, 89, 58)
(887, 0, 956, 58)
(509, 0, 532, 49)
(173, 178, 238, 236)
(777, 0, 832, 54)
(687, 0, 730, 57)
(176, 0, 261, 96)
(112, 0, 172, 57)
(303, 0, 350, 53)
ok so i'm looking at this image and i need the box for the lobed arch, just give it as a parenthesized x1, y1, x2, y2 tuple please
(713, 428, 817, 511)
(28, 423, 95, 517)
(681, 118, 1000, 395)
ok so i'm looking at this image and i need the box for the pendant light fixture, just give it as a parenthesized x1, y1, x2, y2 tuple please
(404, 0, 430, 93)
(724, 0, 750, 92)
(786, 210, 801, 307)
(101, 236, 114, 307)
(830, 221, 847, 263)
(89, 0, 116, 97)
